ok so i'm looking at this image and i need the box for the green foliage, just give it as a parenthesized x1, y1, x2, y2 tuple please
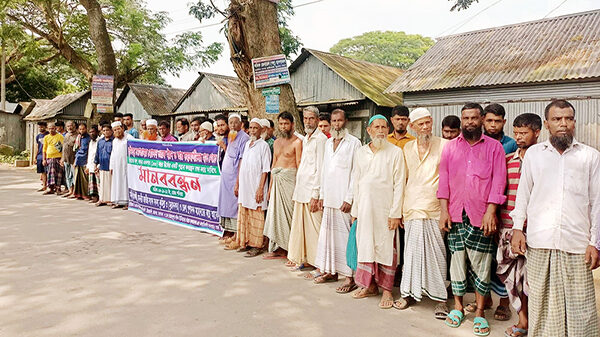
(0, 150, 30, 164)
(188, 0, 302, 59)
(5, 0, 222, 99)
(329, 31, 434, 69)
(450, 0, 479, 11)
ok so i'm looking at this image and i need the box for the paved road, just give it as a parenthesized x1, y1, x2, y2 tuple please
(1, 166, 520, 336)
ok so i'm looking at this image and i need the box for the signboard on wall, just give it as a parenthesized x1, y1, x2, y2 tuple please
(252, 54, 290, 89)
(91, 75, 114, 105)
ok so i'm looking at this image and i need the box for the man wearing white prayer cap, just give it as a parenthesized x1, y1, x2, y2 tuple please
(199, 121, 215, 141)
(225, 116, 271, 255)
(141, 119, 159, 141)
(394, 107, 450, 315)
(218, 111, 250, 239)
(109, 120, 134, 209)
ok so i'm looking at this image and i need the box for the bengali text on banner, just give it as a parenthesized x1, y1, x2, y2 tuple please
(126, 139, 223, 236)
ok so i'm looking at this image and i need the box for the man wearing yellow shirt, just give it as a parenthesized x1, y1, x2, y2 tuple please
(42, 122, 64, 195)
(387, 105, 415, 149)
(394, 108, 449, 320)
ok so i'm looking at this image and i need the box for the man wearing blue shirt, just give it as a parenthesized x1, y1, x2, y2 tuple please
(94, 124, 114, 206)
(71, 123, 91, 200)
(123, 113, 139, 139)
(35, 121, 49, 192)
(483, 103, 517, 154)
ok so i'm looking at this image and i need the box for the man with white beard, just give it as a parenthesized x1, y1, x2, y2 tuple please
(226, 118, 271, 256)
(394, 108, 449, 318)
(351, 115, 406, 309)
(313, 109, 361, 292)
(109, 121, 134, 209)
(288, 106, 327, 271)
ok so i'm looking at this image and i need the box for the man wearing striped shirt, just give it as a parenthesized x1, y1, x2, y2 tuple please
(497, 113, 541, 337)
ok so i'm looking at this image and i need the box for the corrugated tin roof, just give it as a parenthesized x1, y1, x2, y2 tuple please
(172, 72, 246, 112)
(289, 48, 404, 107)
(386, 10, 600, 93)
(117, 83, 186, 116)
(24, 92, 89, 121)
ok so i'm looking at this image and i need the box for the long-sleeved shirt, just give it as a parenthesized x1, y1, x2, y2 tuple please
(161, 134, 178, 142)
(43, 133, 64, 159)
(238, 139, 271, 210)
(320, 133, 361, 209)
(292, 128, 327, 203)
(94, 137, 113, 171)
(86, 138, 99, 172)
(74, 134, 90, 167)
(437, 133, 507, 227)
(403, 136, 448, 221)
(62, 131, 78, 164)
(510, 139, 600, 254)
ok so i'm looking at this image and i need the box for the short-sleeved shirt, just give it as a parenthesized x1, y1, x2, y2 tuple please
(499, 150, 524, 229)
(36, 132, 49, 160)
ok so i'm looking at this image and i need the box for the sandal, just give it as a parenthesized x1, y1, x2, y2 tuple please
(379, 293, 395, 309)
(262, 253, 286, 260)
(351, 288, 378, 299)
(291, 263, 314, 272)
(303, 270, 322, 280)
(336, 282, 358, 294)
(314, 273, 338, 284)
(392, 297, 415, 310)
(111, 204, 123, 209)
(445, 309, 465, 328)
(434, 302, 450, 320)
(244, 248, 264, 257)
(473, 317, 490, 336)
(505, 325, 528, 337)
(494, 305, 512, 321)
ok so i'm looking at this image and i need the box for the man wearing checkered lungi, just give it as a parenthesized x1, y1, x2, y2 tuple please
(510, 100, 599, 337)
(438, 103, 507, 336)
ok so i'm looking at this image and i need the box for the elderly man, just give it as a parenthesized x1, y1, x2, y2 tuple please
(123, 113, 139, 139)
(60, 121, 78, 197)
(95, 124, 113, 207)
(110, 121, 133, 209)
(177, 118, 195, 141)
(141, 119, 159, 140)
(387, 105, 415, 149)
(393, 108, 449, 317)
(225, 118, 271, 256)
(158, 121, 178, 142)
(288, 106, 327, 271)
(71, 123, 91, 200)
(313, 109, 361, 291)
(140, 119, 147, 132)
(199, 121, 215, 141)
(438, 103, 507, 336)
(218, 113, 249, 241)
(263, 112, 302, 259)
(42, 123, 64, 195)
(510, 100, 600, 337)
(350, 115, 405, 309)
(85, 125, 100, 203)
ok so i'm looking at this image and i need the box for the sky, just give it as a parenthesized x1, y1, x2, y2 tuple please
(145, 0, 600, 89)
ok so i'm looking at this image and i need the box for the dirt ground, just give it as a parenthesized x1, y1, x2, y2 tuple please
(1, 166, 597, 337)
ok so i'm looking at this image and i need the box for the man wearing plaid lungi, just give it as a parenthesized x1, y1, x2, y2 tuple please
(510, 100, 599, 337)
(438, 103, 507, 336)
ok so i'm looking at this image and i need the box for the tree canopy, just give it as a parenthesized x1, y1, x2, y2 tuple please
(3, 0, 222, 101)
(450, 0, 479, 11)
(329, 31, 434, 69)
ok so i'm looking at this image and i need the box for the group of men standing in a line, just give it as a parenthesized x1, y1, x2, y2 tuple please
(214, 100, 599, 337)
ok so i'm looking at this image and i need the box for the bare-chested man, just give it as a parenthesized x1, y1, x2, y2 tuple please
(263, 111, 302, 259)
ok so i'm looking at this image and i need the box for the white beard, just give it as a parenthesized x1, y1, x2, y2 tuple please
(371, 137, 386, 150)
(260, 132, 268, 140)
(305, 127, 315, 135)
(249, 135, 258, 142)
(331, 128, 347, 140)
(417, 133, 432, 145)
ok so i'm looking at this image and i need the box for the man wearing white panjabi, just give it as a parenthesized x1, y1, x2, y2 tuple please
(110, 121, 134, 209)
(351, 114, 406, 310)
(226, 118, 272, 257)
(313, 109, 361, 292)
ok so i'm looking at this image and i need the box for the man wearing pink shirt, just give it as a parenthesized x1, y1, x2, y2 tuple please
(438, 103, 507, 336)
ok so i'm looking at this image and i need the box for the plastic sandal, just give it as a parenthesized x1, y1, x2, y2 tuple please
(505, 325, 528, 337)
(445, 309, 465, 328)
(473, 317, 490, 336)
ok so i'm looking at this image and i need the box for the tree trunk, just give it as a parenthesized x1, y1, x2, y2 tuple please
(226, 0, 301, 131)
(78, 0, 118, 78)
